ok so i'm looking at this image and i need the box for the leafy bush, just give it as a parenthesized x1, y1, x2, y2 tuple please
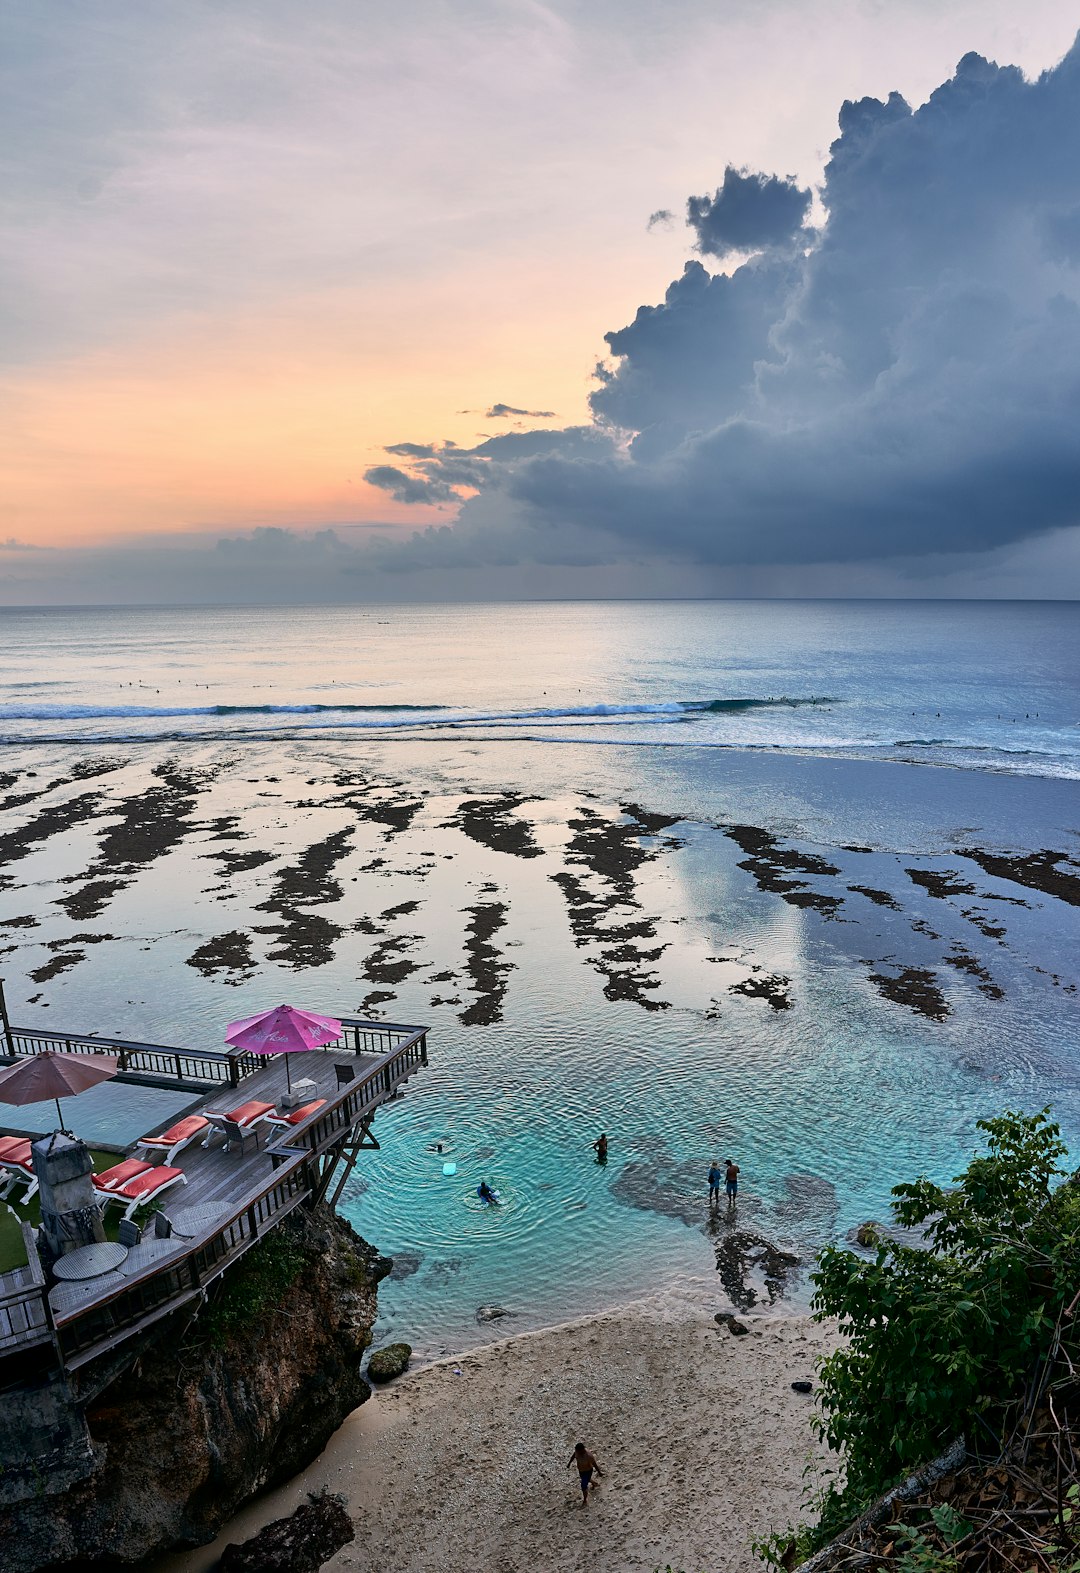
(203, 1227, 307, 1347)
(763, 1111, 1079, 1564)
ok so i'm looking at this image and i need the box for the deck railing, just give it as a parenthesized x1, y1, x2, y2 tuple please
(0, 1017, 426, 1094)
(46, 1025, 427, 1371)
(0, 1224, 51, 1355)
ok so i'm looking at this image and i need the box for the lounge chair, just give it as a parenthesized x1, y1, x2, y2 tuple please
(0, 1136, 38, 1203)
(97, 1164, 187, 1221)
(265, 1100, 327, 1131)
(134, 1115, 210, 1166)
(201, 1100, 274, 1149)
(93, 1158, 156, 1193)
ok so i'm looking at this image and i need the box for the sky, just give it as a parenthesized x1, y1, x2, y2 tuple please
(2, 0, 1080, 603)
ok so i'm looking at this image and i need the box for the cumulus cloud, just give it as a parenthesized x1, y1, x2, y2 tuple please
(373, 35, 1080, 575)
(647, 209, 675, 230)
(685, 165, 811, 257)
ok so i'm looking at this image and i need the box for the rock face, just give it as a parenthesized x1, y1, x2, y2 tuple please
(217, 1490, 355, 1572)
(0, 1208, 389, 1573)
(367, 1342, 412, 1382)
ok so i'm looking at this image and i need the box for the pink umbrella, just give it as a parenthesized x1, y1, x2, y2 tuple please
(225, 1005, 342, 1088)
(0, 1049, 118, 1133)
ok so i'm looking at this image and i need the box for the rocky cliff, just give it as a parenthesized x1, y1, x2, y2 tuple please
(0, 1207, 389, 1572)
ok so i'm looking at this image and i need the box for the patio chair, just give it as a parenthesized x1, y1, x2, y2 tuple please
(220, 1117, 261, 1155)
(0, 1136, 38, 1203)
(117, 1218, 142, 1247)
(201, 1100, 274, 1149)
(134, 1115, 210, 1166)
(98, 1164, 187, 1221)
(335, 1064, 355, 1088)
(265, 1100, 327, 1131)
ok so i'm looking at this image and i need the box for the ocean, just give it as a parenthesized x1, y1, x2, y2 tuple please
(0, 599, 1078, 1352)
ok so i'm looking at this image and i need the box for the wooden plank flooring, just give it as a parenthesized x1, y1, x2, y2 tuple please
(153, 1048, 386, 1214)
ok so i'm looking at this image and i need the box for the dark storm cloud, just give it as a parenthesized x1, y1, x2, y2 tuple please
(374, 35, 1080, 574)
(685, 166, 811, 258)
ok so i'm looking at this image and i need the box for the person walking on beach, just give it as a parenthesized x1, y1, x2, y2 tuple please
(591, 1132, 608, 1164)
(708, 1160, 722, 1205)
(568, 1442, 603, 1507)
(725, 1156, 740, 1206)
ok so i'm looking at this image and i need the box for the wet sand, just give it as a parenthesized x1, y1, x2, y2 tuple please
(154, 1294, 840, 1573)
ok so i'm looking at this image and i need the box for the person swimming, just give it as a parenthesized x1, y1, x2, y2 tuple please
(477, 1180, 499, 1205)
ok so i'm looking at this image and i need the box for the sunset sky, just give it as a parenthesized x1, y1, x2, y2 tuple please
(3, 1, 1080, 601)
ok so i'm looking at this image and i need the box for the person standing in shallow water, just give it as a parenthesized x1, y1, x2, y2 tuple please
(591, 1133, 608, 1164)
(708, 1160, 722, 1205)
(568, 1442, 603, 1507)
(725, 1156, 740, 1206)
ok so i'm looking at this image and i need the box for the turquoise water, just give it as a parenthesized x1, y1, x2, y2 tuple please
(0, 600, 1077, 1353)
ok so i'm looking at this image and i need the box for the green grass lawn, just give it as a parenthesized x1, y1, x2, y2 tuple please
(0, 1150, 128, 1273)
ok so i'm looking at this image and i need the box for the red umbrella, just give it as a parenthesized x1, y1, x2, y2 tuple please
(225, 1004, 342, 1089)
(0, 1050, 119, 1133)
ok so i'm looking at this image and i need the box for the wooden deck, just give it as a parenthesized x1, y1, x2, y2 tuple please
(0, 1018, 428, 1376)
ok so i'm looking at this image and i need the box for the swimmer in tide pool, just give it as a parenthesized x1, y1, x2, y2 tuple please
(477, 1180, 499, 1205)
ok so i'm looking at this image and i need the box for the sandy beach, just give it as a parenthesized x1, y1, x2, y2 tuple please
(156, 1292, 840, 1573)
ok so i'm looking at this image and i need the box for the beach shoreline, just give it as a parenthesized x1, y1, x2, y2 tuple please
(152, 1289, 840, 1573)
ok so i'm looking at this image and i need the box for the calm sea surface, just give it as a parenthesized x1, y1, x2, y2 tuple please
(1, 600, 1078, 1352)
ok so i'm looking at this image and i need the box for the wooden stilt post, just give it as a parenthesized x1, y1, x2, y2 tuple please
(0, 977, 15, 1060)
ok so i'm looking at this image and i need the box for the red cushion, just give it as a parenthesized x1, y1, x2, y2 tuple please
(142, 1115, 208, 1146)
(279, 1100, 326, 1125)
(118, 1165, 183, 1199)
(0, 1136, 32, 1165)
(95, 1159, 153, 1191)
(225, 1100, 274, 1124)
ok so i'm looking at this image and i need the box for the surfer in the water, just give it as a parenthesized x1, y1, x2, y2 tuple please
(477, 1180, 499, 1205)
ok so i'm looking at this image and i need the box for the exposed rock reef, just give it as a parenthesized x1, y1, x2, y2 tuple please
(217, 1490, 355, 1573)
(0, 1208, 389, 1573)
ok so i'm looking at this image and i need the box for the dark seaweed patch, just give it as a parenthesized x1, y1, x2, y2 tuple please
(255, 914, 344, 971)
(905, 867, 977, 899)
(206, 846, 277, 878)
(362, 934, 421, 987)
(941, 946, 1004, 999)
(56, 764, 214, 921)
(955, 846, 1080, 907)
(459, 896, 512, 1026)
(56, 879, 126, 922)
(867, 965, 949, 1020)
(452, 795, 542, 859)
(186, 930, 256, 982)
(255, 827, 354, 912)
(726, 824, 843, 916)
(729, 972, 793, 1010)
(546, 803, 678, 1009)
(848, 885, 901, 909)
(0, 790, 106, 872)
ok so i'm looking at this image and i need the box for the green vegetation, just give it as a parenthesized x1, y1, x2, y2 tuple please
(757, 1110, 1080, 1569)
(202, 1227, 306, 1347)
(0, 1149, 128, 1271)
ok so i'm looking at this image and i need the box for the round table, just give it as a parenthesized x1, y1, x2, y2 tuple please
(52, 1241, 128, 1281)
